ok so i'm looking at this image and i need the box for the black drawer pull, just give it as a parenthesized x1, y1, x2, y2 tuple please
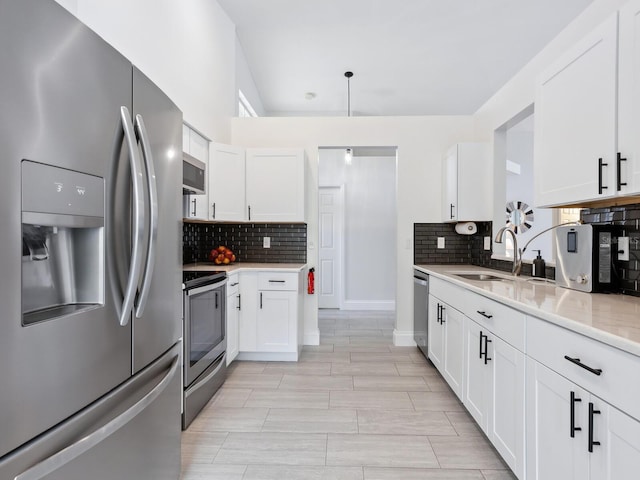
(570, 391, 582, 438)
(588, 402, 601, 453)
(268, 280, 286, 283)
(230, 282, 239, 287)
(564, 356, 602, 376)
(477, 310, 493, 319)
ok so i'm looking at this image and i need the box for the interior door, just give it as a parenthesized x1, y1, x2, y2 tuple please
(318, 186, 343, 309)
(132, 67, 182, 373)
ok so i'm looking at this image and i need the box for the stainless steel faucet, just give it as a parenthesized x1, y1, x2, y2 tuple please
(494, 226, 521, 275)
(494, 220, 583, 276)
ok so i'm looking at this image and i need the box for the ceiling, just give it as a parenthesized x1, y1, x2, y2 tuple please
(218, 0, 595, 117)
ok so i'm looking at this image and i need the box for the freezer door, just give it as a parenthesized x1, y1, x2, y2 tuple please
(131, 67, 183, 373)
(0, 0, 132, 458)
(0, 345, 181, 480)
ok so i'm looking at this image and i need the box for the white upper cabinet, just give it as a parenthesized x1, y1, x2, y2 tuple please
(209, 143, 246, 221)
(535, 5, 640, 207)
(183, 124, 209, 219)
(442, 143, 492, 222)
(618, 0, 640, 196)
(246, 149, 306, 222)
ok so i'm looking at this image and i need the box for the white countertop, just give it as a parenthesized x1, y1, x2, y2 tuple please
(184, 262, 307, 273)
(415, 264, 640, 357)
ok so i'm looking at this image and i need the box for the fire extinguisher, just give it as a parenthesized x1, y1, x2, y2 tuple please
(307, 268, 315, 294)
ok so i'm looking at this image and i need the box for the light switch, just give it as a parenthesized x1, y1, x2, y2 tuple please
(437, 237, 445, 249)
(263, 237, 271, 248)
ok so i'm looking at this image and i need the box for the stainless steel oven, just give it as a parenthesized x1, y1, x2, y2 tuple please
(182, 271, 227, 429)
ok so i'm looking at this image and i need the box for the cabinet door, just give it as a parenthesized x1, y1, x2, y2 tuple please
(257, 290, 297, 352)
(464, 318, 490, 432)
(427, 296, 444, 371)
(184, 127, 209, 219)
(209, 143, 246, 221)
(238, 272, 257, 352)
(442, 304, 464, 400)
(534, 14, 618, 207)
(491, 336, 525, 479)
(591, 399, 640, 480)
(226, 293, 239, 365)
(246, 149, 305, 222)
(442, 146, 458, 221)
(618, 0, 640, 195)
(526, 359, 589, 480)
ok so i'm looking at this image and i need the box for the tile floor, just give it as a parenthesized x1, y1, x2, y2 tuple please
(180, 310, 517, 480)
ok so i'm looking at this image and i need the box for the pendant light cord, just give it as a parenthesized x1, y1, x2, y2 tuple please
(344, 71, 353, 117)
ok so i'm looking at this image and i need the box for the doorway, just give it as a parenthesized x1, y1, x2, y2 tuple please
(318, 147, 397, 311)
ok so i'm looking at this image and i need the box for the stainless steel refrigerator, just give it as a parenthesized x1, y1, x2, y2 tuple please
(0, 0, 183, 478)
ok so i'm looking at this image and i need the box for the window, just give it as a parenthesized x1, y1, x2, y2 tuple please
(238, 90, 258, 118)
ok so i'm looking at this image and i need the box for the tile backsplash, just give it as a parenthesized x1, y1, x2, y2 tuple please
(183, 222, 307, 264)
(414, 201, 640, 297)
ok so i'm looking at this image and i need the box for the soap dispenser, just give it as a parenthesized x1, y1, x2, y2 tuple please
(532, 250, 546, 278)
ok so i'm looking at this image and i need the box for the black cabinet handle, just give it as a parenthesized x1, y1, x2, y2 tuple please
(588, 402, 601, 453)
(484, 336, 492, 364)
(617, 152, 627, 191)
(479, 331, 485, 359)
(248, 205, 251, 221)
(564, 356, 602, 376)
(212, 202, 216, 219)
(436, 304, 442, 324)
(477, 310, 493, 319)
(268, 280, 286, 283)
(440, 305, 446, 324)
(237, 294, 241, 310)
(191, 198, 196, 216)
(215, 292, 218, 309)
(570, 391, 582, 438)
(450, 203, 455, 219)
(598, 158, 608, 194)
(260, 292, 263, 309)
(230, 282, 239, 287)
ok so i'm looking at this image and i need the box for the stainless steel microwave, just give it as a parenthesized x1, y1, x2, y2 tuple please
(183, 152, 206, 195)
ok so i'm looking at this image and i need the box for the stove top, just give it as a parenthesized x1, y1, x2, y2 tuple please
(182, 270, 227, 289)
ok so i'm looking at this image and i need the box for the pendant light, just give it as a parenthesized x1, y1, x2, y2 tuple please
(344, 71, 354, 165)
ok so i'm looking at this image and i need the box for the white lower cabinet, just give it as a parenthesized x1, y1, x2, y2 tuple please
(526, 358, 640, 480)
(226, 273, 240, 366)
(427, 294, 464, 399)
(464, 318, 525, 479)
(237, 270, 303, 361)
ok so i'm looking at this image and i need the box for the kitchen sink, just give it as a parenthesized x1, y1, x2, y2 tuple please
(455, 273, 513, 282)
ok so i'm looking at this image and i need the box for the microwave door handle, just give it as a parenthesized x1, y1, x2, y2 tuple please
(117, 106, 146, 326)
(14, 357, 179, 480)
(133, 114, 157, 318)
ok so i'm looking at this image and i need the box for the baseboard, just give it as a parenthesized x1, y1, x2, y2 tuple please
(304, 328, 320, 346)
(393, 329, 417, 347)
(341, 300, 395, 311)
(236, 351, 299, 362)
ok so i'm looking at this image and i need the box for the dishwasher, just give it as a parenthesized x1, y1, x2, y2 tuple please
(413, 269, 429, 358)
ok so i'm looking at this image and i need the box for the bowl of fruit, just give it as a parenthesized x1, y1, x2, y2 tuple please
(208, 246, 236, 265)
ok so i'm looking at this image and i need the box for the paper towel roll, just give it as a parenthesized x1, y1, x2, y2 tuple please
(455, 222, 477, 235)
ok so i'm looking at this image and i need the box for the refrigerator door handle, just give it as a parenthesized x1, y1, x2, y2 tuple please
(133, 113, 158, 319)
(117, 106, 146, 327)
(13, 357, 179, 480)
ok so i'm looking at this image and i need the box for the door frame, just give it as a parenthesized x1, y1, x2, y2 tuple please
(318, 184, 345, 310)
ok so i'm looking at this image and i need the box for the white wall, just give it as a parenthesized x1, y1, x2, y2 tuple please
(54, 0, 245, 144)
(236, 37, 266, 117)
(231, 116, 475, 345)
(505, 129, 554, 261)
(319, 149, 397, 309)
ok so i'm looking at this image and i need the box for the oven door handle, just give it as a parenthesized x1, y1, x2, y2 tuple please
(185, 279, 227, 296)
(185, 354, 226, 397)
